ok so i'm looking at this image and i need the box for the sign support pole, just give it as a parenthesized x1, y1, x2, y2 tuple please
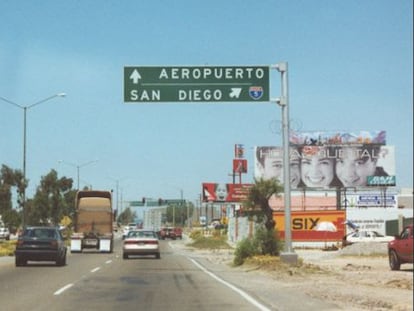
(274, 62, 298, 264)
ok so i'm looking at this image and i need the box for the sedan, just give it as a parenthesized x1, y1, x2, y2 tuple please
(343, 230, 394, 246)
(0, 227, 10, 240)
(123, 230, 160, 259)
(14, 226, 67, 266)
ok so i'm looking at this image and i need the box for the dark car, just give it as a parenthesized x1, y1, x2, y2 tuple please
(14, 226, 67, 267)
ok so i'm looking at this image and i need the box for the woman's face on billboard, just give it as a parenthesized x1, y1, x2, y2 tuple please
(336, 147, 377, 186)
(300, 151, 334, 187)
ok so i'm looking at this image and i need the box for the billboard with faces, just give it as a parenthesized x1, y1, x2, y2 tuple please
(202, 183, 252, 202)
(255, 137, 395, 189)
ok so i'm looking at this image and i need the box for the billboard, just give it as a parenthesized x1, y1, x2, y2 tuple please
(273, 210, 346, 242)
(202, 183, 252, 202)
(289, 130, 386, 146)
(254, 145, 395, 189)
(233, 159, 248, 173)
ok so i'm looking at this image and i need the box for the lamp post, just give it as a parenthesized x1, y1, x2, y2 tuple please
(0, 93, 66, 226)
(273, 62, 298, 265)
(58, 159, 98, 189)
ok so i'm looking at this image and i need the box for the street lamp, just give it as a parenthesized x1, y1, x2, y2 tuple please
(58, 159, 98, 189)
(0, 93, 66, 226)
(273, 62, 297, 265)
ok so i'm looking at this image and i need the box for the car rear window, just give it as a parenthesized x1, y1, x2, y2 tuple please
(25, 229, 56, 239)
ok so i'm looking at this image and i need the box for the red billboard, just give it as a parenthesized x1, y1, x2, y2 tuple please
(202, 183, 252, 202)
(233, 159, 247, 173)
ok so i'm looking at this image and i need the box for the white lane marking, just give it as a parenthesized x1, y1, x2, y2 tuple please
(189, 258, 271, 311)
(53, 261, 112, 296)
(54, 283, 74, 296)
(91, 267, 101, 273)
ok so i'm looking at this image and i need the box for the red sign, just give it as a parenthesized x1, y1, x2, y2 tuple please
(233, 159, 247, 173)
(202, 183, 252, 202)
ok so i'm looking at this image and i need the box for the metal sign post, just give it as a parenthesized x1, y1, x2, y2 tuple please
(274, 62, 298, 265)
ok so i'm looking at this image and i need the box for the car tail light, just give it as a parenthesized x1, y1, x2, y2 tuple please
(124, 241, 136, 245)
(16, 240, 24, 247)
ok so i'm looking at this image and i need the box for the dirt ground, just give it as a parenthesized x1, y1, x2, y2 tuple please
(277, 248, 413, 311)
(177, 241, 413, 311)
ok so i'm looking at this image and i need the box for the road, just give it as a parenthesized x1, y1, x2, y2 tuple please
(0, 236, 271, 311)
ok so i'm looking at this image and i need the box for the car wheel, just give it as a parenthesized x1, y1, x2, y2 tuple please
(156, 253, 161, 259)
(15, 256, 26, 267)
(389, 250, 401, 271)
(57, 253, 67, 266)
(123, 253, 128, 259)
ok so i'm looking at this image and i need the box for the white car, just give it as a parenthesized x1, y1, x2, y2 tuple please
(344, 230, 394, 246)
(122, 230, 160, 259)
(0, 227, 10, 240)
(122, 223, 138, 239)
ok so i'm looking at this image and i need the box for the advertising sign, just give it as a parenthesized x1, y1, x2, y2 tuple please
(341, 191, 398, 208)
(289, 130, 386, 146)
(273, 210, 346, 242)
(234, 144, 245, 158)
(233, 159, 248, 173)
(254, 145, 396, 189)
(202, 183, 252, 202)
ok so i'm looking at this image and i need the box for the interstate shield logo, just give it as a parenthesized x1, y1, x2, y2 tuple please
(249, 86, 263, 100)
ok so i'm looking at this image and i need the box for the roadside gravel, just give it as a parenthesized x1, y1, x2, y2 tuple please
(171, 237, 413, 311)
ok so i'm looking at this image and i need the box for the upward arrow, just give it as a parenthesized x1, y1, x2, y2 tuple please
(129, 69, 142, 84)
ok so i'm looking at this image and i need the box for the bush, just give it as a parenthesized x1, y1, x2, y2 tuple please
(253, 227, 283, 256)
(233, 227, 283, 266)
(188, 235, 230, 249)
(233, 238, 258, 266)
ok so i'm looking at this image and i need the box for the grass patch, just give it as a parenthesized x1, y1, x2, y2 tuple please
(187, 235, 232, 250)
(241, 255, 329, 276)
(0, 240, 16, 256)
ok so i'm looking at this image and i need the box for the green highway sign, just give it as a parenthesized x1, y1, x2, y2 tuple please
(124, 66, 270, 102)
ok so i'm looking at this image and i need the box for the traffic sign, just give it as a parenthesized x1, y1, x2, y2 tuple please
(124, 66, 270, 102)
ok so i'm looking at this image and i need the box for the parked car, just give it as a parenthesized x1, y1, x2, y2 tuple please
(388, 224, 413, 270)
(14, 226, 67, 266)
(123, 230, 160, 259)
(343, 230, 394, 246)
(0, 227, 10, 240)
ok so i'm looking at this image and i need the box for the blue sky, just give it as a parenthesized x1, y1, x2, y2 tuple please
(1, 0, 412, 208)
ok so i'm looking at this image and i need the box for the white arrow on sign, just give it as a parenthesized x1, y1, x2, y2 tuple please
(129, 69, 142, 84)
(229, 88, 242, 98)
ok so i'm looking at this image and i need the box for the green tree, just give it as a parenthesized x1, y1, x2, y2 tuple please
(241, 177, 284, 256)
(243, 177, 283, 231)
(27, 169, 75, 225)
(0, 165, 25, 228)
(117, 207, 136, 224)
